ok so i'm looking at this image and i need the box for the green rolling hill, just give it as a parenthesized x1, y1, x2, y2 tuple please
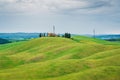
(0, 36, 120, 80)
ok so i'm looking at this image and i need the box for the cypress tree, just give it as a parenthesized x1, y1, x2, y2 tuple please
(39, 33, 42, 37)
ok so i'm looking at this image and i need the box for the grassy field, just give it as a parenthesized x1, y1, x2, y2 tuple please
(0, 36, 120, 80)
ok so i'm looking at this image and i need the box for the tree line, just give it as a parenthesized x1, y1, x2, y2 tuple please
(39, 33, 71, 38)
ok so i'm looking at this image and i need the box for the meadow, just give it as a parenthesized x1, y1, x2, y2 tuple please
(0, 36, 120, 80)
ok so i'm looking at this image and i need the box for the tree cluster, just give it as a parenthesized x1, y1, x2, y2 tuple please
(39, 33, 46, 37)
(39, 33, 71, 38)
(64, 33, 71, 38)
(39, 33, 59, 37)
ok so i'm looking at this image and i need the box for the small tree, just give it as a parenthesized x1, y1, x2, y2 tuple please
(64, 33, 71, 38)
(68, 33, 71, 38)
(39, 33, 42, 37)
(43, 33, 46, 37)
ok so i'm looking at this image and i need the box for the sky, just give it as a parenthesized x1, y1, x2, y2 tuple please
(0, 0, 120, 34)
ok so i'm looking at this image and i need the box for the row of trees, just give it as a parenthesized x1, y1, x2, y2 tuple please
(39, 33, 57, 37)
(39, 33, 71, 38)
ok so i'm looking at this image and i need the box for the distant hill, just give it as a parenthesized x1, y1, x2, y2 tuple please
(0, 38, 11, 44)
(95, 34, 120, 40)
(0, 36, 120, 80)
(0, 33, 39, 40)
(0, 33, 120, 41)
(85, 34, 120, 41)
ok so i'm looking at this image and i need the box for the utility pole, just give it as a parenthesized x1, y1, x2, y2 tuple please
(53, 25, 55, 34)
(93, 29, 96, 38)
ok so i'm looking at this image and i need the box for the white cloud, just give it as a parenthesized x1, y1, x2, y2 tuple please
(0, 0, 119, 15)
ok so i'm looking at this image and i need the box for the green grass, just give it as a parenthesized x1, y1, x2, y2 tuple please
(0, 36, 120, 80)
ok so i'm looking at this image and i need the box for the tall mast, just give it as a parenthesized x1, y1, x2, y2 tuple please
(93, 29, 96, 38)
(53, 25, 55, 34)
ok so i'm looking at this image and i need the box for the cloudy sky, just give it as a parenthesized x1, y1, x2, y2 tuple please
(0, 0, 120, 34)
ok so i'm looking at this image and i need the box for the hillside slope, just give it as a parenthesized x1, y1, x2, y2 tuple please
(0, 36, 120, 80)
(0, 38, 11, 44)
